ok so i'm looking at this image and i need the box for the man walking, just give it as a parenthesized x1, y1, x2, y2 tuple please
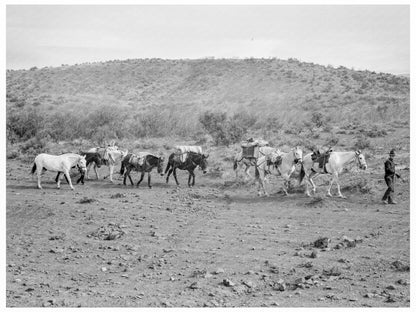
(382, 149, 401, 204)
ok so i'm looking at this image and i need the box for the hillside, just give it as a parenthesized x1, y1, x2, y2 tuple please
(6, 58, 410, 144)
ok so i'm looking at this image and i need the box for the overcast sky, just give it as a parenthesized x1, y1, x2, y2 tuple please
(6, 5, 410, 74)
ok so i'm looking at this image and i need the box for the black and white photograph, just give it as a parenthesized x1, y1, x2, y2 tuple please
(4, 1, 413, 308)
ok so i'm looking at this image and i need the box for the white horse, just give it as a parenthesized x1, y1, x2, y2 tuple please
(255, 146, 303, 196)
(86, 146, 128, 182)
(233, 146, 279, 180)
(301, 150, 367, 198)
(31, 153, 87, 190)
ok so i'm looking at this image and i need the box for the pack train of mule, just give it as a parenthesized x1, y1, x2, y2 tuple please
(30, 139, 368, 199)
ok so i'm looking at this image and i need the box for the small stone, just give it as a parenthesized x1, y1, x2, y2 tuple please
(386, 284, 396, 290)
(243, 280, 256, 288)
(273, 279, 286, 291)
(310, 250, 318, 258)
(189, 281, 200, 289)
(364, 293, 375, 298)
(214, 268, 225, 274)
(223, 279, 235, 287)
(396, 279, 409, 286)
(101, 267, 107, 272)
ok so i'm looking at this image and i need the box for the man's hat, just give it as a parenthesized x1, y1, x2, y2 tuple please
(389, 149, 396, 156)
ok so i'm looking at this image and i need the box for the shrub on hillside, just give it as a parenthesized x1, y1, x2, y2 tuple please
(7, 107, 44, 143)
(365, 125, 387, 138)
(199, 111, 253, 146)
(354, 135, 372, 150)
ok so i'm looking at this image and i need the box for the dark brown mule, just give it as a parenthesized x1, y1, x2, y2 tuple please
(165, 151, 208, 187)
(120, 153, 165, 188)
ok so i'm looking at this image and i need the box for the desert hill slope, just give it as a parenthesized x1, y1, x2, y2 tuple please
(6, 58, 409, 142)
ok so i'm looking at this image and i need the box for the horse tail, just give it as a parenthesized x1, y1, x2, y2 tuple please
(299, 162, 305, 185)
(233, 159, 238, 171)
(31, 163, 37, 175)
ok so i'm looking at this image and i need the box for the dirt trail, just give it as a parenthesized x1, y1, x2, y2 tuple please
(6, 160, 410, 307)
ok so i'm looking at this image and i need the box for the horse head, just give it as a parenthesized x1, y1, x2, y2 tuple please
(78, 155, 87, 173)
(292, 146, 303, 164)
(355, 150, 367, 170)
(198, 153, 209, 174)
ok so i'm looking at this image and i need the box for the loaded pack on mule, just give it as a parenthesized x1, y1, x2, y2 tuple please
(233, 138, 271, 180)
(165, 145, 209, 187)
(310, 148, 333, 173)
(120, 152, 165, 188)
(86, 145, 128, 182)
(31, 153, 87, 190)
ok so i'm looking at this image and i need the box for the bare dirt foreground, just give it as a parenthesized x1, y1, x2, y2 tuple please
(6, 159, 410, 307)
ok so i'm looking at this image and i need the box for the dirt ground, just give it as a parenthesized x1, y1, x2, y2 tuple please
(6, 157, 410, 307)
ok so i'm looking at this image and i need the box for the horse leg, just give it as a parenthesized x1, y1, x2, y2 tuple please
(86, 163, 91, 179)
(127, 169, 134, 186)
(327, 173, 335, 197)
(188, 171, 192, 187)
(192, 171, 196, 186)
(64, 170, 74, 190)
(166, 168, 173, 184)
(122, 168, 127, 185)
(109, 164, 114, 182)
(304, 174, 312, 197)
(137, 171, 145, 187)
(255, 166, 268, 197)
(281, 175, 289, 196)
(94, 163, 100, 179)
(334, 174, 346, 198)
(36, 167, 43, 189)
(244, 164, 252, 181)
(173, 168, 180, 186)
(147, 172, 152, 189)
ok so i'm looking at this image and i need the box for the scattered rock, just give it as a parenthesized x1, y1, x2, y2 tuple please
(323, 266, 342, 276)
(313, 237, 330, 248)
(396, 279, 409, 286)
(49, 248, 64, 254)
(385, 295, 397, 303)
(310, 250, 318, 258)
(110, 193, 126, 199)
(364, 293, 376, 298)
(391, 260, 410, 272)
(242, 280, 256, 288)
(386, 284, 396, 290)
(342, 236, 357, 247)
(77, 197, 97, 204)
(265, 261, 279, 274)
(189, 281, 200, 289)
(87, 224, 125, 240)
(214, 268, 225, 274)
(223, 279, 235, 287)
(272, 279, 286, 291)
